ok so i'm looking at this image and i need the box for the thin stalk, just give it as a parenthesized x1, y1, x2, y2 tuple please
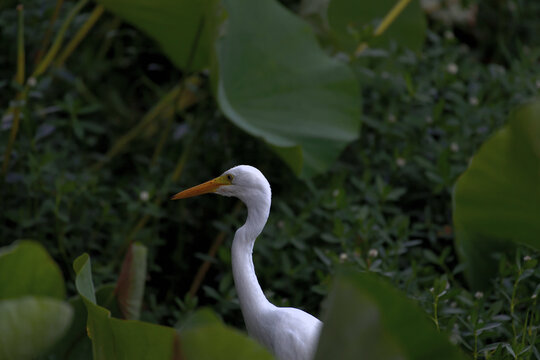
(55, 4, 104, 67)
(96, 17, 121, 60)
(34, 0, 64, 64)
(16, 5, 25, 84)
(32, 0, 89, 78)
(473, 329, 478, 360)
(91, 85, 181, 171)
(432, 294, 440, 331)
(151, 16, 205, 166)
(355, 0, 413, 57)
(2, 5, 25, 177)
(187, 201, 242, 298)
(510, 268, 522, 345)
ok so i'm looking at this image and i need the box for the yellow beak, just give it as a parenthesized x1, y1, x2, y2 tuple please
(171, 175, 231, 200)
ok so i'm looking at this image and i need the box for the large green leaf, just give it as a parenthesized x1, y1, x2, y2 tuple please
(0, 240, 65, 300)
(453, 100, 540, 289)
(95, 0, 218, 71)
(315, 269, 467, 360)
(328, 0, 426, 53)
(217, 0, 361, 178)
(179, 309, 274, 360)
(0, 296, 73, 360)
(116, 243, 147, 320)
(73, 254, 180, 360)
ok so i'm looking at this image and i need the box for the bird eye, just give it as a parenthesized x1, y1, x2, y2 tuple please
(226, 174, 234, 182)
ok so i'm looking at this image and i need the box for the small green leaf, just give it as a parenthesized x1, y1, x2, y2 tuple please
(315, 268, 467, 360)
(73, 253, 96, 304)
(217, 0, 361, 178)
(453, 100, 540, 288)
(0, 297, 73, 360)
(0, 240, 65, 300)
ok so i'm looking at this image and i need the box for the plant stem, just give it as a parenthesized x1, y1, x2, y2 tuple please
(150, 16, 205, 167)
(16, 5, 25, 84)
(55, 4, 104, 67)
(34, 0, 64, 64)
(473, 329, 478, 360)
(433, 294, 440, 331)
(510, 268, 522, 345)
(96, 17, 122, 60)
(91, 85, 182, 171)
(32, 0, 89, 78)
(187, 202, 242, 298)
(355, 0, 413, 57)
(2, 5, 25, 177)
(374, 0, 412, 37)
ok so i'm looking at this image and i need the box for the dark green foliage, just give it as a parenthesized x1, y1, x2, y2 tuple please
(1, 0, 539, 358)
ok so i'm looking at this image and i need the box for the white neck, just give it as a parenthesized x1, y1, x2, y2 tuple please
(231, 190, 274, 333)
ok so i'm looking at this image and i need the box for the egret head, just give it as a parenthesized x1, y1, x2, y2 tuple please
(171, 165, 271, 205)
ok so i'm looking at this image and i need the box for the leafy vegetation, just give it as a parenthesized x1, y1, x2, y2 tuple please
(1, 0, 539, 359)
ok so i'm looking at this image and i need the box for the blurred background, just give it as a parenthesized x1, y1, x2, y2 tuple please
(1, 0, 539, 358)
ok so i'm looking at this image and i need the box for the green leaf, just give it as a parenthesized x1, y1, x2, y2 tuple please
(73, 254, 180, 360)
(95, 0, 218, 71)
(315, 269, 467, 360)
(44, 285, 120, 360)
(0, 240, 65, 300)
(74, 253, 97, 303)
(217, 0, 361, 178)
(116, 243, 148, 320)
(179, 309, 274, 360)
(177, 308, 222, 331)
(0, 296, 73, 360)
(453, 100, 540, 289)
(328, 0, 427, 52)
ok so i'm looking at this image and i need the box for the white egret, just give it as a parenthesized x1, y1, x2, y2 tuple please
(172, 165, 322, 360)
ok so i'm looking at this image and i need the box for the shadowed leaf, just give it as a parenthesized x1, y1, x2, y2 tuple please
(0, 240, 65, 300)
(453, 100, 540, 289)
(217, 0, 361, 178)
(315, 268, 467, 360)
(95, 0, 218, 71)
(178, 309, 274, 360)
(0, 297, 73, 360)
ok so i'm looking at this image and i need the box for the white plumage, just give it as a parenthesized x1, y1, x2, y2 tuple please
(173, 165, 322, 360)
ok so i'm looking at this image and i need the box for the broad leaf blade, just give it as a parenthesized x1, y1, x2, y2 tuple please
(95, 0, 218, 71)
(116, 243, 148, 320)
(315, 269, 467, 360)
(453, 100, 540, 288)
(217, 0, 361, 178)
(179, 309, 274, 360)
(0, 240, 65, 300)
(0, 297, 73, 360)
